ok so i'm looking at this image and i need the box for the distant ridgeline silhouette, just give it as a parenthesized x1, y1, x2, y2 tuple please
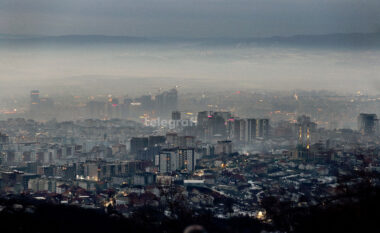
(1, 32, 380, 49)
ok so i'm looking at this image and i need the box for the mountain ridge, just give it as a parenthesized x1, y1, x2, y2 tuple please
(1, 32, 380, 48)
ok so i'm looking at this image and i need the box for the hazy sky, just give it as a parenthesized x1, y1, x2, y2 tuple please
(1, 0, 380, 37)
(1, 0, 380, 98)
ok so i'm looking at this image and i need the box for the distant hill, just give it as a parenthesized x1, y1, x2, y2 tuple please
(252, 32, 380, 49)
(0, 34, 152, 44)
(1, 32, 380, 49)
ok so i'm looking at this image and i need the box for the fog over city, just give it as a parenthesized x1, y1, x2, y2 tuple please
(1, 38, 380, 98)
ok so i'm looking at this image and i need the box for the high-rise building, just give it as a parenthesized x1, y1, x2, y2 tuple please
(155, 88, 178, 117)
(207, 114, 226, 139)
(172, 111, 181, 121)
(358, 113, 378, 135)
(246, 119, 257, 142)
(228, 118, 270, 143)
(178, 136, 195, 148)
(165, 88, 178, 111)
(178, 148, 196, 172)
(136, 145, 161, 161)
(136, 95, 154, 111)
(158, 148, 179, 173)
(0, 132, 9, 145)
(122, 98, 133, 118)
(30, 90, 55, 119)
(30, 90, 40, 104)
(226, 118, 241, 142)
(213, 112, 232, 122)
(106, 97, 121, 119)
(256, 119, 270, 138)
(166, 132, 179, 147)
(148, 135, 166, 147)
(215, 140, 233, 155)
(197, 111, 229, 141)
(130, 137, 149, 155)
(239, 119, 247, 142)
(0, 132, 9, 152)
(197, 111, 211, 127)
(157, 148, 196, 173)
(296, 115, 317, 149)
(30, 90, 40, 115)
(86, 101, 106, 119)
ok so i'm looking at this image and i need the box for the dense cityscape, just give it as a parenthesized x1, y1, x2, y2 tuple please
(1, 87, 380, 232)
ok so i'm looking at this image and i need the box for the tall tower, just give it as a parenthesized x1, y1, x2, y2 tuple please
(358, 113, 378, 136)
(297, 115, 316, 149)
(172, 111, 181, 121)
(30, 90, 40, 117)
(30, 90, 40, 104)
(246, 119, 257, 142)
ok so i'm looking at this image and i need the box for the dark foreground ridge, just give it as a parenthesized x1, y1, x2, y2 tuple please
(1, 178, 380, 233)
(0, 195, 266, 233)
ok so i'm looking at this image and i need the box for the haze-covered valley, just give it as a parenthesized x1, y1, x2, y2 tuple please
(1, 34, 380, 100)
